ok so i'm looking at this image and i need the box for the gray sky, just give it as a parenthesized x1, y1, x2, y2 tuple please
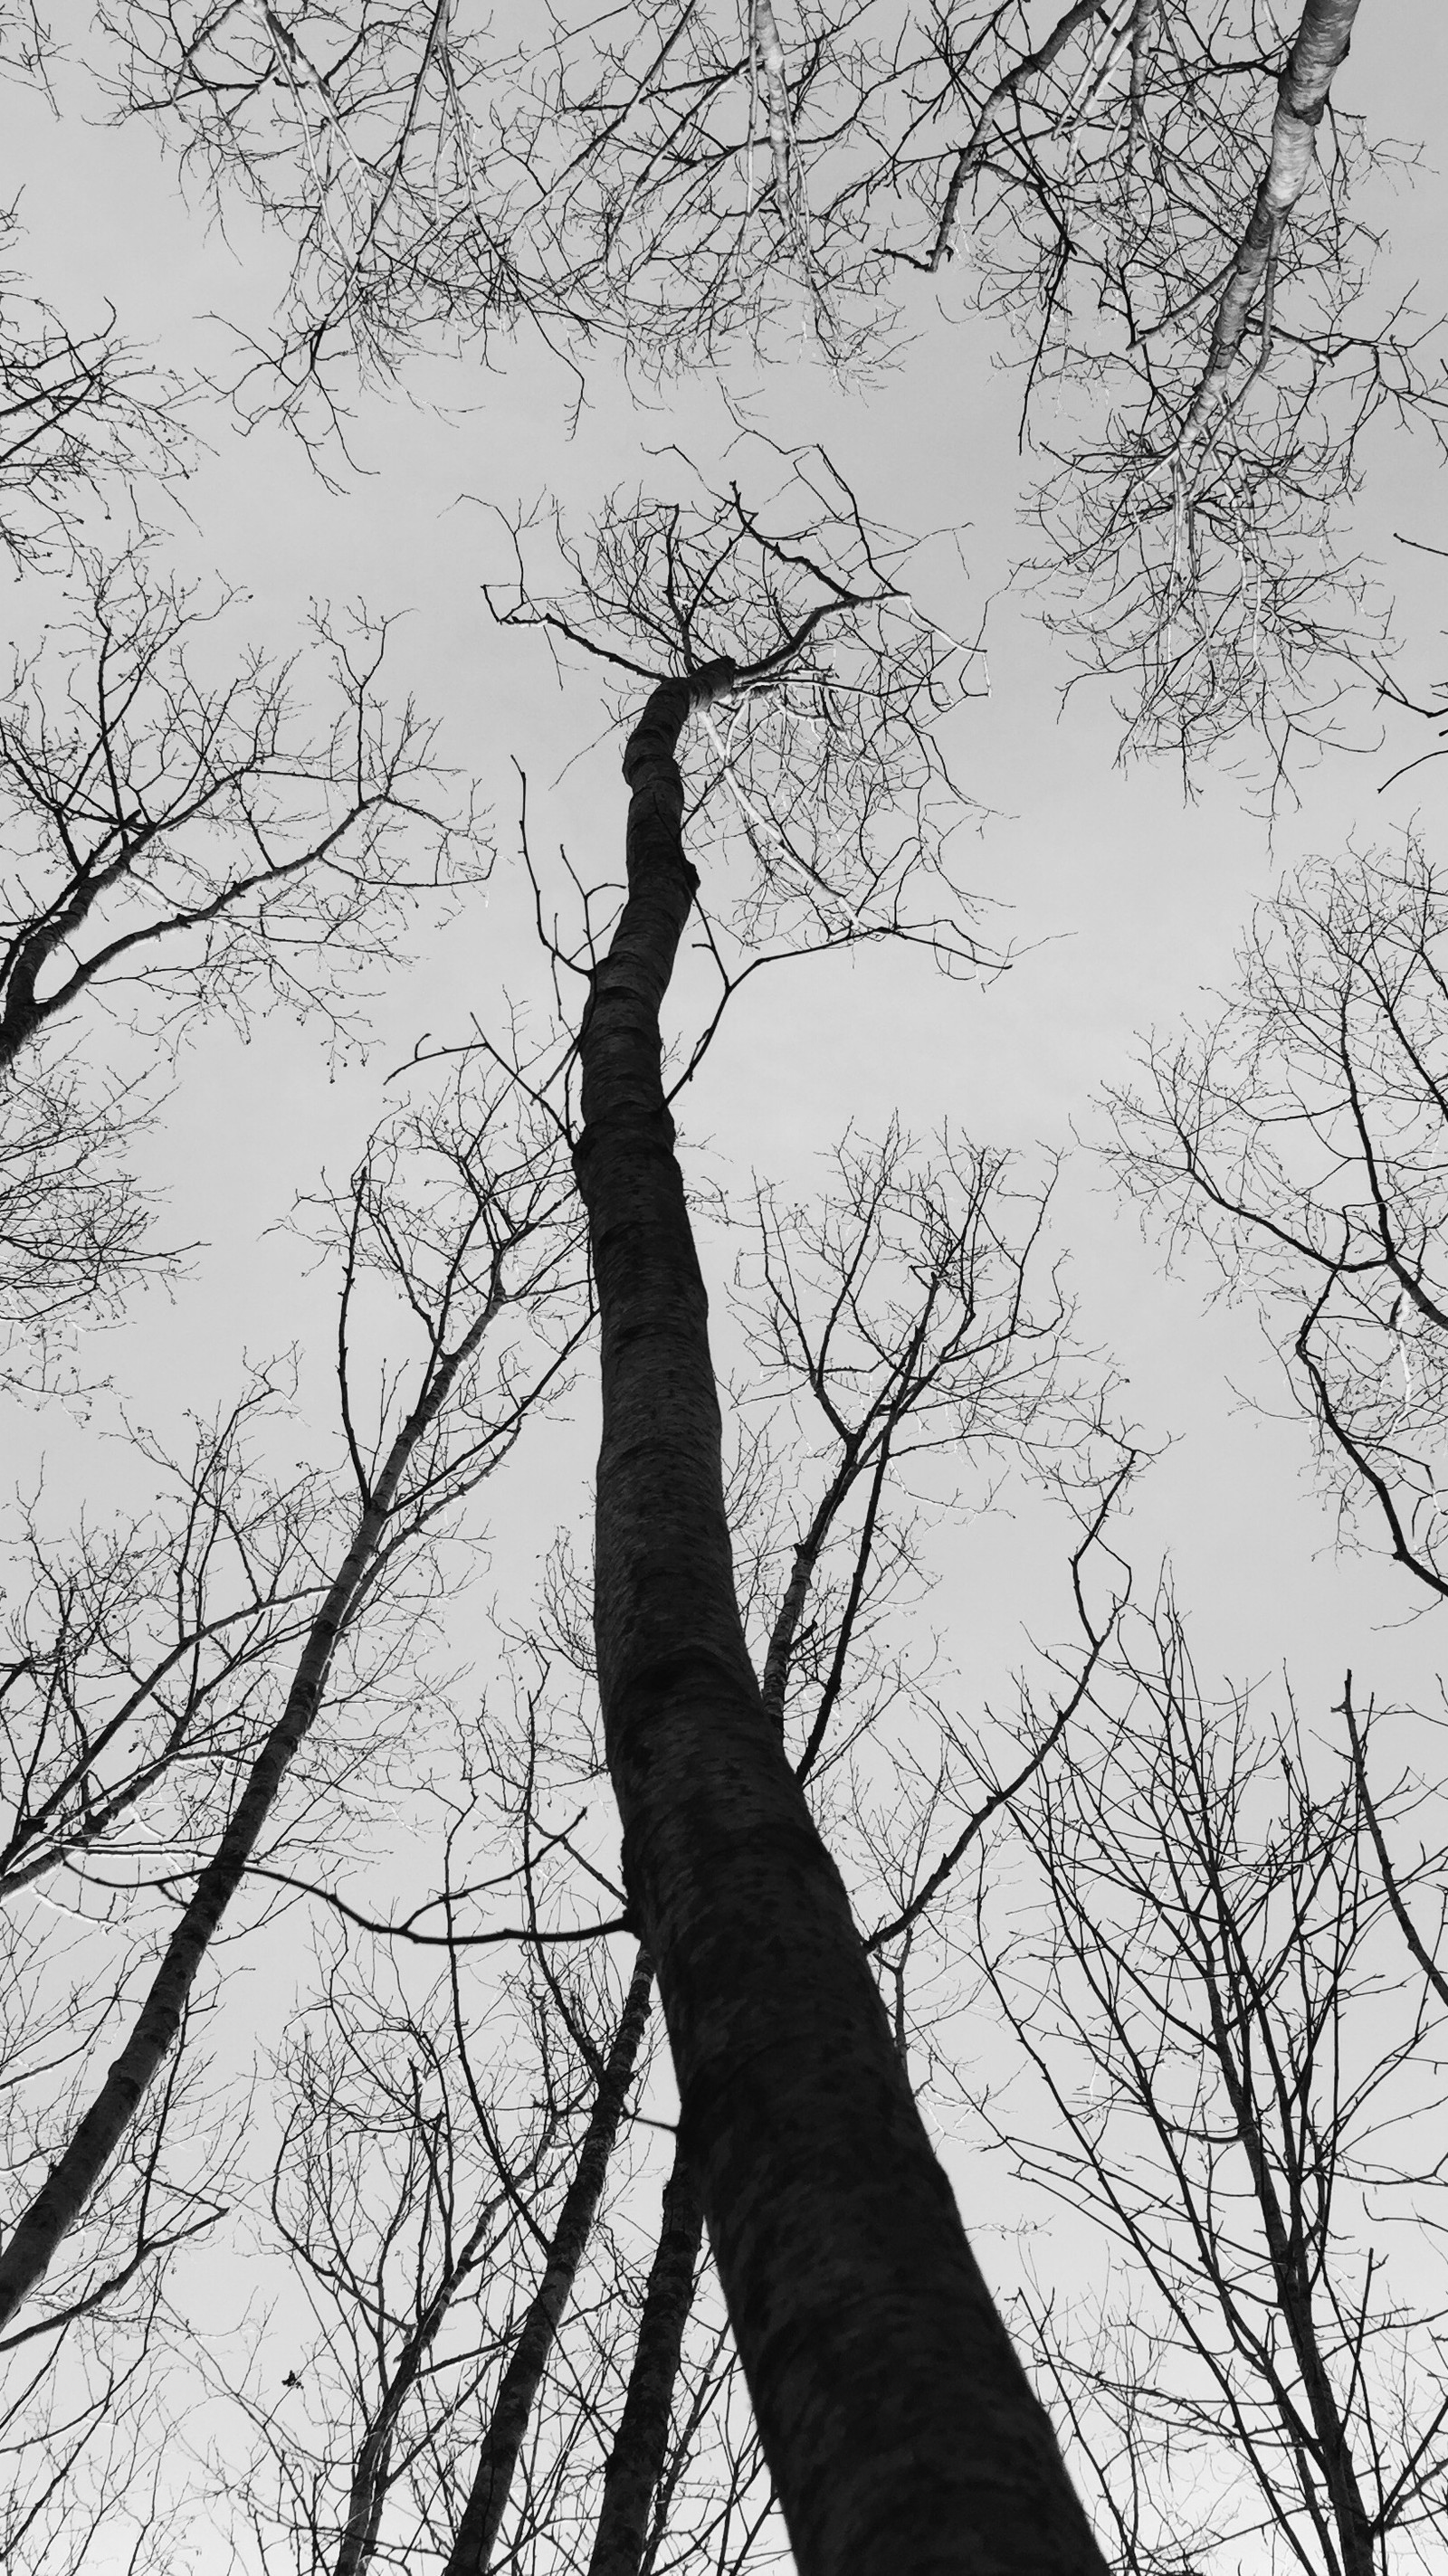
(4, 12, 1448, 2563)
(6, 24, 1443, 1692)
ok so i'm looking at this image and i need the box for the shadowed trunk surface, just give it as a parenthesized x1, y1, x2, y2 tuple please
(441, 1945, 655, 2576)
(587, 2141, 704, 2576)
(568, 664, 1110, 2576)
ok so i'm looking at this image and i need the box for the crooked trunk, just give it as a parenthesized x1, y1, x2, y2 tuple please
(569, 667, 1107, 2576)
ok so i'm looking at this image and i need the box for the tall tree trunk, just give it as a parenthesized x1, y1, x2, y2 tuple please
(568, 664, 1109, 2576)
(0, 1297, 499, 2331)
(441, 1945, 655, 2576)
(587, 2142, 705, 2576)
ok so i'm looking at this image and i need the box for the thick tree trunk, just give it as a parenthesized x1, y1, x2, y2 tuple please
(441, 1945, 655, 2576)
(0, 1299, 497, 2331)
(569, 666, 1108, 2576)
(587, 2142, 704, 2576)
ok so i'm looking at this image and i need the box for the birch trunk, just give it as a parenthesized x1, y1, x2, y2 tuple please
(568, 666, 1108, 2575)
(1183, 0, 1362, 432)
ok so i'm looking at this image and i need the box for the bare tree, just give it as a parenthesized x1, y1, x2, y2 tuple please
(0, 207, 186, 563)
(0, 1923, 233, 2575)
(458, 457, 1114, 2572)
(435, 1944, 655, 2576)
(90, 1, 1441, 755)
(1106, 837, 1448, 1603)
(203, 1012, 1130, 2574)
(586, 2140, 705, 2576)
(0, 2269, 189, 2576)
(0, 1378, 336, 1903)
(731, 1120, 1081, 1760)
(0, 546, 480, 1079)
(0, 1049, 158, 1390)
(975, 1602, 1448, 2576)
(0, 541, 487, 1381)
(208, 1926, 634, 2576)
(0, 1063, 587, 2338)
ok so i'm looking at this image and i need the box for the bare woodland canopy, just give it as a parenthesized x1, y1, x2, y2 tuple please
(1, 5, 1447, 2573)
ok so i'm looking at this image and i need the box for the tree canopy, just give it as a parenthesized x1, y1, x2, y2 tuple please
(1, 5, 1447, 2572)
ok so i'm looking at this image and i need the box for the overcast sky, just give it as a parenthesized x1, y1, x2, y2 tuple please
(4, 14, 1448, 2562)
(5, 23, 1443, 1691)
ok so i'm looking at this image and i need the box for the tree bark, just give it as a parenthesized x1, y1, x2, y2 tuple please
(1183, 0, 1362, 433)
(332, 2194, 502, 2576)
(0, 1297, 498, 2331)
(440, 1944, 655, 2576)
(568, 664, 1108, 2576)
(587, 2142, 705, 2576)
(929, 2, 1106, 271)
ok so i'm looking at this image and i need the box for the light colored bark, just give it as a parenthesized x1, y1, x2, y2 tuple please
(929, 2, 1107, 271)
(752, 1, 798, 216)
(1183, 0, 1362, 433)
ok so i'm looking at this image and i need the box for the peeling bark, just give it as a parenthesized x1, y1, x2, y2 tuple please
(1183, 0, 1361, 433)
(752, 0, 798, 214)
(568, 664, 1108, 2575)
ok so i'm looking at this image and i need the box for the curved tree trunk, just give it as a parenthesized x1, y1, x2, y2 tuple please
(1183, 0, 1362, 433)
(568, 665, 1108, 2576)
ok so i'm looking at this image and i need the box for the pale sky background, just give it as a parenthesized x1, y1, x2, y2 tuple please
(3, 11, 1448, 2564)
(5, 23, 1442, 1692)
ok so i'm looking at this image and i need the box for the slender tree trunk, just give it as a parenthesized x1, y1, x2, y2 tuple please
(441, 1945, 655, 2576)
(1203, 1982, 1378, 2576)
(568, 665, 1108, 2576)
(929, 1, 1105, 271)
(1183, 0, 1361, 432)
(0, 1299, 497, 2330)
(332, 2197, 502, 2576)
(587, 2142, 705, 2576)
